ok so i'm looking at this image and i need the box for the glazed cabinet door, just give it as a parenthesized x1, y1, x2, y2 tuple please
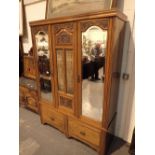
(52, 22, 77, 114)
(31, 25, 55, 105)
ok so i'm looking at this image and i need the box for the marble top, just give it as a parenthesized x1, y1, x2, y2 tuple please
(19, 77, 37, 90)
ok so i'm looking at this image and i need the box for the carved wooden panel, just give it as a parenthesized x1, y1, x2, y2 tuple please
(60, 96, 72, 108)
(80, 19, 109, 32)
(54, 22, 74, 34)
(32, 25, 48, 35)
(23, 57, 36, 79)
(56, 49, 65, 91)
(56, 30, 73, 45)
(66, 49, 74, 94)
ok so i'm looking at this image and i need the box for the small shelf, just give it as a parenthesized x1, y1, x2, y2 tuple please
(40, 74, 51, 80)
(23, 55, 34, 59)
(19, 77, 37, 90)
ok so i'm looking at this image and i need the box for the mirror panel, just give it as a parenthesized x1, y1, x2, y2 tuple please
(81, 26, 107, 121)
(35, 31, 53, 102)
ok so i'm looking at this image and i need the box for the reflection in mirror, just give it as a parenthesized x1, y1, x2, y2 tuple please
(81, 26, 107, 121)
(35, 31, 53, 102)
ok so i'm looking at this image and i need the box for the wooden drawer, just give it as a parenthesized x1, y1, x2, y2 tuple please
(41, 105, 65, 132)
(68, 118, 101, 149)
(25, 90, 38, 112)
(20, 86, 28, 94)
(27, 96, 38, 111)
(26, 89, 37, 100)
(19, 86, 38, 112)
(19, 86, 29, 104)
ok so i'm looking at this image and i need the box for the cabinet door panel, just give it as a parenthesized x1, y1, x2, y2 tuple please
(53, 22, 77, 113)
(32, 25, 54, 104)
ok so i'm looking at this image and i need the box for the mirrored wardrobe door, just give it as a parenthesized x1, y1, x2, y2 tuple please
(79, 20, 108, 122)
(34, 27, 53, 103)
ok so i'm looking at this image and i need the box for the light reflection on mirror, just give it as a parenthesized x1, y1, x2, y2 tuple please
(81, 26, 107, 121)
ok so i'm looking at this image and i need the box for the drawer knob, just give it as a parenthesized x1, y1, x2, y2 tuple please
(80, 131, 86, 136)
(50, 117, 55, 121)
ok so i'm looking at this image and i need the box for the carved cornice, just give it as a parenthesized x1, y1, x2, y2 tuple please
(80, 19, 109, 32)
(54, 22, 74, 34)
(32, 25, 48, 35)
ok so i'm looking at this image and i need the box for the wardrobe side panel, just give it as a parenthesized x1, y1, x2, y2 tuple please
(108, 17, 125, 134)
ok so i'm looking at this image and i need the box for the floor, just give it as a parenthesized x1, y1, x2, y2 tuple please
(19, 108, 130, 155)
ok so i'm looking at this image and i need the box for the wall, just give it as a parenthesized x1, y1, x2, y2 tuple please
(21, 0, 135, 143)
(22, 0, 46, 53)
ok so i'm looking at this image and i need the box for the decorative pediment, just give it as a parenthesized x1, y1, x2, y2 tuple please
(56, 29, 73, 45)
(54, 22, 74, 34)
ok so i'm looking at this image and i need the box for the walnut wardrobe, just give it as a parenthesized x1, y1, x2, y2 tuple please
(30, 10, 127, 155)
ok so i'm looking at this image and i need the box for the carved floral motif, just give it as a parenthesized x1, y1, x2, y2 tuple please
(54, 22, 74, 33)
(81, 19, 108, 32)
(56, 30, 72, 45)
(60, 96, 72, 108)
(32, 26, 48, 35)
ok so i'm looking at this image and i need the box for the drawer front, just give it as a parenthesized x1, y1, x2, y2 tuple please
(20, 86, 28, 94)
(19, 86, 28, 104)
(27, 97, 37, 108)
(42, 106, 65, 132)
(68, 119, 100, 147)
(24, 58, 36, 79)
(19, 86, 38, 112)
(28, 90, 37, 99)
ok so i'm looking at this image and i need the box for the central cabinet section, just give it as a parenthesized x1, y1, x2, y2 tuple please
(52, 22, 77, 114)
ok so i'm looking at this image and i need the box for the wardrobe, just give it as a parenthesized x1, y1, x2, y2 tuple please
(30, 9, 126, 155)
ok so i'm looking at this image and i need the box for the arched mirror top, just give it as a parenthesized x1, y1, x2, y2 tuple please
(82, 26, 107, 59)
(35, 31, 49, 58)
(35, 30, 53, 102)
